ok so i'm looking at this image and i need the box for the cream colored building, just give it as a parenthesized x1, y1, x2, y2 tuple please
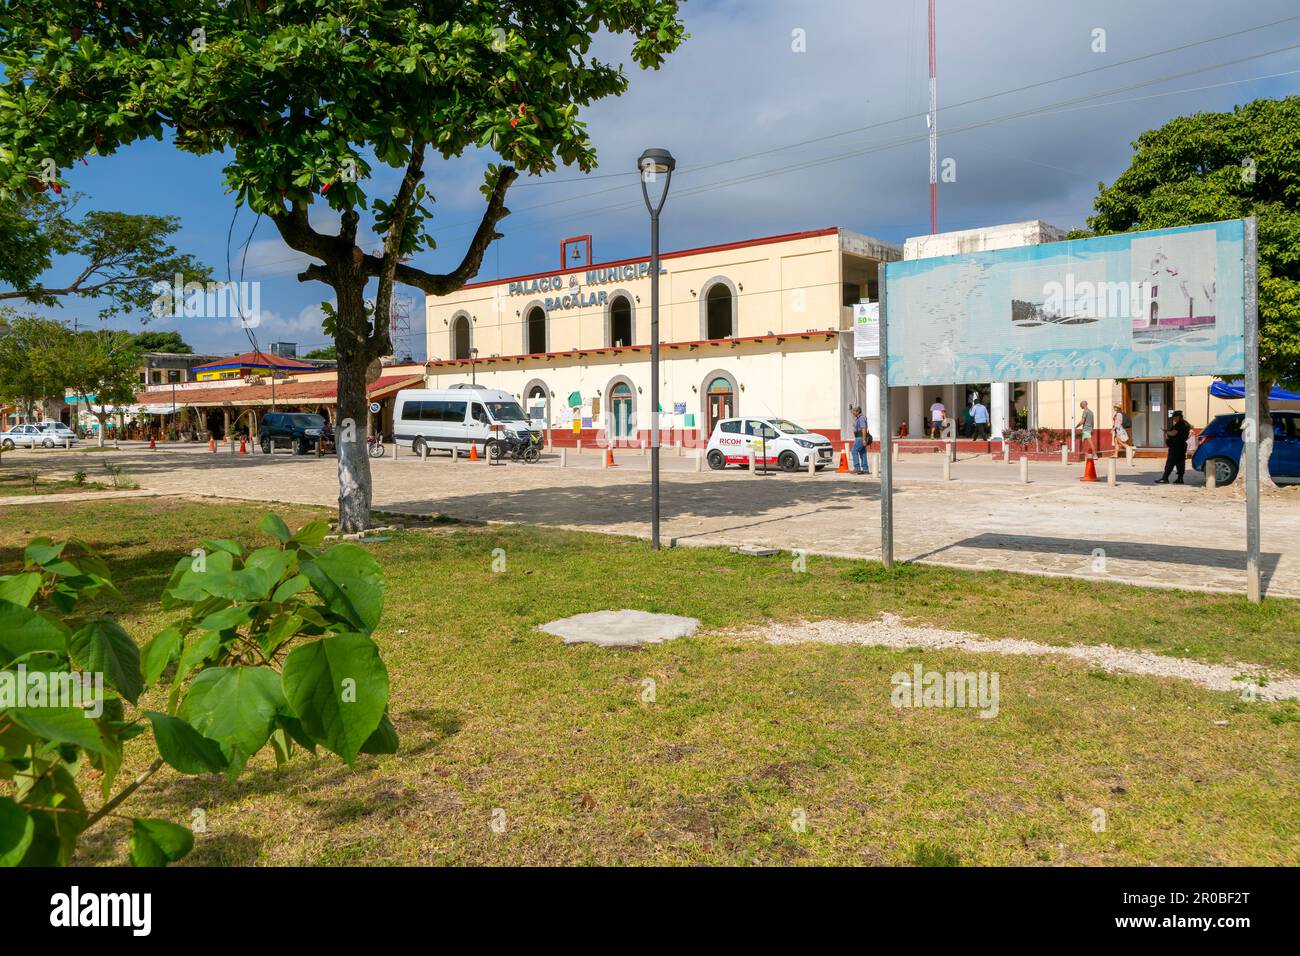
(423, 228, 901, 445)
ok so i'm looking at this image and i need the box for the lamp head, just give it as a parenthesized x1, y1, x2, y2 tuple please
(638, 148, 676, 174)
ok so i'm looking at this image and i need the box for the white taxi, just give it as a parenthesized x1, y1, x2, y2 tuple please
(704, 416, 834, 471)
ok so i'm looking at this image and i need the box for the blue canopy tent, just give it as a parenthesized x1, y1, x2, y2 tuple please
(1208, 380, 1300, 401)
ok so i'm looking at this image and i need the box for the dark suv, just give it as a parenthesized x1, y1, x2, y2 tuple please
(259, 412, 330, 455)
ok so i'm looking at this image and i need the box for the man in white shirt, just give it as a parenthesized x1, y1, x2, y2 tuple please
(929, 398, 946, 439)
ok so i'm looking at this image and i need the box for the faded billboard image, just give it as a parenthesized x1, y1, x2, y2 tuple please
(884, 219, 1244, 387)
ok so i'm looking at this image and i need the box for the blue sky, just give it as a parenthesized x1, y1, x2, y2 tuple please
(24, 0, 1300, 359)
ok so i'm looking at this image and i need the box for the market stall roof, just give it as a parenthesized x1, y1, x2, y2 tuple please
(1208, 380, 1300, 401)
(132, 373, 424, 410)
(189, 351, 321, 375)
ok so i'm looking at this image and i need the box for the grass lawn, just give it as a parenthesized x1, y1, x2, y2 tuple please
(2, 497, 1296, 866)
(0, 471, 113, 496)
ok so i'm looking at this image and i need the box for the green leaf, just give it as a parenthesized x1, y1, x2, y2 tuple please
(197, 602, 257, 632)
(23, 538, 65, 568)
(0, 599, 69, 662)
(145, 711, 227, 774)
(129, 818, 194, 867)
(0, 796, 34, 866)
(179, 666, 285, 775)
(16, 767, 85, 866)
(358, 711, 399, 756)
(200, 539, 244, 558)
(281, 632, 389, 765)
(259, 514, 292, 543)
(142, 625, 183, 687)
(175, 629, 222, 682)
(300, 544, 384, 633)
(68, 618, 143, 704)
(0, 572, 42, 608)
(10, 707, 106, 753)
(292, 519, 330, 549)
(271, 574, 312, 604)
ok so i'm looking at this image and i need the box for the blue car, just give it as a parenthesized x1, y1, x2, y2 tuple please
(1191, 411, 1300, 485)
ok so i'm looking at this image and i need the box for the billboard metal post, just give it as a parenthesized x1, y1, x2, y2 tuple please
(1243, 216, 1261, 603)
(879, 270, 894, 569)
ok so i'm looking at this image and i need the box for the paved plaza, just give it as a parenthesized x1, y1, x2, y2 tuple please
(7, 441, 1300, 598)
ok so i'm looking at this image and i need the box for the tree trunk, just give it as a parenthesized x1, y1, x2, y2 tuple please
(1258, 378, 1276, 488)
(333, 282, 373, 533)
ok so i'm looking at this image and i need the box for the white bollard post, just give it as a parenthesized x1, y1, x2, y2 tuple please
(421, 445, 428, 462)
(1002, 444, 1010, 464)
(892, 441, 900, 463)
(577, 439, 582, 454)
(1020, 456, 1029, 484)
(677, 444, 684, 458)
(749, 449, 757, 474)
(1107, 457, 1116, 487)
(942, 455, 951, 481)
(1126, 444, 1135, 467)
(872, 451, 881, 476)
(695, 451, 704, 473)
(807, 454, 816, 476)
(560, 448, 568, 468)
(1206, 464, 1216, 490)
(602, 447, 609, 469)
(1060, 446, 1069, 466)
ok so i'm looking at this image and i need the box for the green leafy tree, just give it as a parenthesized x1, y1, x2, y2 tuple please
(0, 193, 209, 319)
(0, 514, 395, 866)
(66, 329, 143, 447)
(0, 311, 74, 424)
(304, 344, 337, 361)
(0, 1, 686, 531)
(1076, 96, 1300, 481)
(133, 330, 192, 354)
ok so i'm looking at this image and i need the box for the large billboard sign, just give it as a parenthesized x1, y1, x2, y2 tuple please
(883, 219, 1246, 386)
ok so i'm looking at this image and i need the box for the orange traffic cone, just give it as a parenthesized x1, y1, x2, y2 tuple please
(837, 443, 850, 473)
(1080, 454, 1099, 482)
(149, 436, 156, 450)
(239, 436, 247, 455)
(605, 447, 617, 467)
(469, 442, 479, 462)
(208, 436, 215, 452)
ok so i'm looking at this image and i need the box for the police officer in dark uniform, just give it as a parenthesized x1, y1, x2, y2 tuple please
(1155, 410, 1191, 484)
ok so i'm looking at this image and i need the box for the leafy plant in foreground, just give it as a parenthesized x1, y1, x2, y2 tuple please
(0, 514, 395, 866)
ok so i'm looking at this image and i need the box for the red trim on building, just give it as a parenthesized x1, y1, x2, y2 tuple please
(426, 330, 841, 369)
(451, 227, 839, 293)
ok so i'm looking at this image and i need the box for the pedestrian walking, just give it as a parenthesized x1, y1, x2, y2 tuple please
(1077, 400, 1095, 460)
(929, 397, 946, 439)
(1111, 403, 1132, 458)
(851, 405, 870, 474)
(971, 398, 990, 440)
(1155, 410, 1191, 484)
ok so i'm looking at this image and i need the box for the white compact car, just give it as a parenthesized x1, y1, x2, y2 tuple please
(705, 416, 834, 471)
(39, 422, 79, 446)
(2, 424, 61, 449)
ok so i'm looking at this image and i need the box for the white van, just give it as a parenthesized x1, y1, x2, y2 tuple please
(392, 386, 539, 459)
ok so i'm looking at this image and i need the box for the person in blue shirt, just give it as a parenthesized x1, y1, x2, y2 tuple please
(851, 405, 870, 475)
(971, 399, 990, 440)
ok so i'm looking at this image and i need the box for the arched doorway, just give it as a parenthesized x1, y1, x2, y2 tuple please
(610, 295, 633, 347)
(526, 305, 547, 354)
(704, 281, 735, 339)
(610, 382, 634, 443)
(451, 313, 471, 359)
(524, 380, 550, 432)
(704, 373, 736, 435)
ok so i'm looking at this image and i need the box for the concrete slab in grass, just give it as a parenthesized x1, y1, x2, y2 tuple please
(540, 609, 700, 647)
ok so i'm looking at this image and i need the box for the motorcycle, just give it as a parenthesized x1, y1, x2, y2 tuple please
(490, 429, 543, 463)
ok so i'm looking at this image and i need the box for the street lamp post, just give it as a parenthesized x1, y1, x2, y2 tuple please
(638, 147, 676, 551)
(469, 347, 479, 385)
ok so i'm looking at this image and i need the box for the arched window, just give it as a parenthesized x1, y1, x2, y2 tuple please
(610, 296, 633, 347)
(526, 306, 547, 354)
(451, 314, 471, 360)
(705, 282, 734, 339)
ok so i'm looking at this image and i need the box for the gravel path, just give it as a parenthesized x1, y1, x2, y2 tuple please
(751, 614, 1300, 702)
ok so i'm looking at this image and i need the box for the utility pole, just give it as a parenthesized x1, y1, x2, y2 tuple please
(928, 0, 938, 235)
